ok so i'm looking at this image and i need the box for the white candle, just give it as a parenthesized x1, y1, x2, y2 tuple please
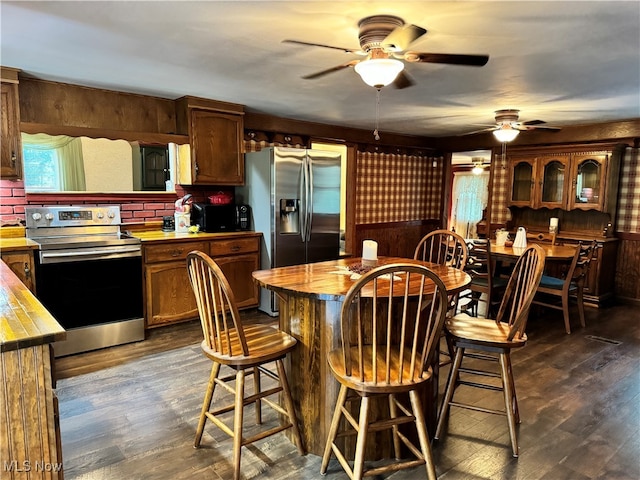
(362, 240, 378, 261)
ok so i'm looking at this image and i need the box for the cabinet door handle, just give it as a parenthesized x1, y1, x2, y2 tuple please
(24, 263, 31, 279)
(231, 245, 241, 252)
(11, 151, 17, 167)
(170, 248, 183, 257)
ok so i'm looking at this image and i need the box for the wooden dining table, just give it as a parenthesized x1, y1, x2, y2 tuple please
(252, 256, 471, 458)
(491, 242, 577, 261)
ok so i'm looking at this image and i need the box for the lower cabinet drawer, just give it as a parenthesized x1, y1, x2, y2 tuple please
(144, 241, 209, 263)
(209, 237, 259, 256)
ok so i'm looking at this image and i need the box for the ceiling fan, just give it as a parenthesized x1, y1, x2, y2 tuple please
(283, 15, 489, 89)
(464, 109, 562, 142)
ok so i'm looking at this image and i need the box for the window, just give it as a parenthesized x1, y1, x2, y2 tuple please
(23, 146, 61, 191)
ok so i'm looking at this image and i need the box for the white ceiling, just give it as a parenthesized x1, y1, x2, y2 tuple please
(2, 1, 639, 138)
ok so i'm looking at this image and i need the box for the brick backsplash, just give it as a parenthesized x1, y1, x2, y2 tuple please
(0, 178, 189, 226)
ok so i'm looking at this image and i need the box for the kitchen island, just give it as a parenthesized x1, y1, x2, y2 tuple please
(0, 260, 66, 479)
(253, 256, 471, 458)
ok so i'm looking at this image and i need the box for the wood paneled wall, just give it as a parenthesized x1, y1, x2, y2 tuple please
(19, 77, 179, 135)
(355, 220, 440, 259)
(615, 235, 640, 303)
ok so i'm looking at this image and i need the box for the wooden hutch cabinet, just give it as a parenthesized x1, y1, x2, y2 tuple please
(142, 234, 260, 328)
(507, 150, 617, 214)
(566, 153, 609, 211)
(503, 144, 624, 307)
(509, 154, 570, 209)
(1, 67, 22, 179)
(176, 96, 245, 185)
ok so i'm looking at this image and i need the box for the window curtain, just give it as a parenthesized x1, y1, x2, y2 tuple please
(451, 171, 489, 238)
(21, 133, 86, 190)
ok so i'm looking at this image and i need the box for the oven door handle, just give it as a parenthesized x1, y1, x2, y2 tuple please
(40, 246, 141, 262)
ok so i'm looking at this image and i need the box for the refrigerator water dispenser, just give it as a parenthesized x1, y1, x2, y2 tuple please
(279, 199, 300, 234)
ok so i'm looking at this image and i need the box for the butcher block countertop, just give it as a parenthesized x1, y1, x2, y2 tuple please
(0, 236, 39, 251)
(131, 229, 261, 243)
(0, 261, 65, 352)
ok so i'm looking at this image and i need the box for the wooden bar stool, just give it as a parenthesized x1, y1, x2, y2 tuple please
(187, 251, 304, 480)
(435, 244, 545, 457)
(414, 229, 469, 366)
(320, 263, 448, 480)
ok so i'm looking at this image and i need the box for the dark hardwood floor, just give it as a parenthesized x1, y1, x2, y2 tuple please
(55, 303, 639, 479)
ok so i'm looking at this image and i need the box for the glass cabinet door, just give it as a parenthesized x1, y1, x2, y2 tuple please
(569, 154, 607, 210)
(540, 156, 569, 208)
(510, 160, 534, 205)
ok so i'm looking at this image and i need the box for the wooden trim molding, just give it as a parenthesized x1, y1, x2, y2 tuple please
(616, 231, 640, 241)
(26, 192, 179, 203)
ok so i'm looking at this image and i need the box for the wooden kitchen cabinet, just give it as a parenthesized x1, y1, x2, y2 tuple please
(508, 154, 570, 209)
(1, 68, 22, 179)
(209, 236, 260, 309)
(142, 234, 260, 328)
(567, 153, 609, 211)
(176, 96, 245, 185)
(1, 250, 35, 292)
(507, 149, 617, 214)
(143, 240, 208, 328)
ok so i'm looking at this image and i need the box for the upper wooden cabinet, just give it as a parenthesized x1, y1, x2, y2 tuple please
(1, 68, 22, 179)
(507, 150, 617, 213)
(509, 154, 570, 209)
(176, 96, 245, 185)
(567, 153, 608, 211)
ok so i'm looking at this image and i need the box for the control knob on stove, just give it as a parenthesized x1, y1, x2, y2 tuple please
(107, 211, 115, 219)
(96, 211, 104, 219)
(31, 212, 42, 221)
(45, 213, 54, 221)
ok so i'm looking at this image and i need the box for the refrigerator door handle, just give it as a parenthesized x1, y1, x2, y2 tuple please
(299, 168, 306, 241)
(306, 155, 314, 242)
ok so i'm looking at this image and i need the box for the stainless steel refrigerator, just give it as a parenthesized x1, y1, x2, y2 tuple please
(237, 146, 342, 316)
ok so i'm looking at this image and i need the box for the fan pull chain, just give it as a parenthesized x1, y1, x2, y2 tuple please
(373, 88, 381, 141)
(501, 141, 507, 169)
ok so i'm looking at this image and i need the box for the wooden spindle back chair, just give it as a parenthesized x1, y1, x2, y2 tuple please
(320, 263, 448, 480)
(460, 238, 508, 318)
(414, 229, 469, 366)
(187, 251, 303, 480)
(533, 240, 598, 333)
(435, 244, 546, 457)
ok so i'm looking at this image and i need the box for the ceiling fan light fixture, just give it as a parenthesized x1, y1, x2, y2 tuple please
(354, 58, 404, 88)
(492, 125, 519, 142)
(471, 157, 486, 175)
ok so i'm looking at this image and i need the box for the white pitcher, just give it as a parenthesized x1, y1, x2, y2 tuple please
(496, 229, 509, 246)
(513, 226, 528, 249)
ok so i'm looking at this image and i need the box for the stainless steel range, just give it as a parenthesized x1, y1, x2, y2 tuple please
(26, 205, 144, 357)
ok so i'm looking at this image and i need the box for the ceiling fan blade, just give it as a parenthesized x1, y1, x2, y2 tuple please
(522, 119, 547, 126)
(458, 126, 497, 136)
(404, 52, 489, 66)
(392, 70, 415, 89)
(381, 24, 427, 52)
(301, 60, 360, 80)
(282, 39, 361, 54)
(524, 125, 562, 131)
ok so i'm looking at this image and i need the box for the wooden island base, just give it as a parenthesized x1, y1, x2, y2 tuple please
(277, 297, 439, 460)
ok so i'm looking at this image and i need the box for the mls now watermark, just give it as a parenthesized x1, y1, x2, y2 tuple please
(3, 460, 63, 472)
